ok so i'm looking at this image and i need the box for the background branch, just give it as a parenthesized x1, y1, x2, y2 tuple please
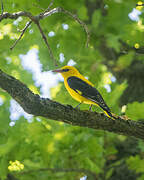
(0, 7, 90, 47)
(0, 69, 144, 140)
(10, 21, 32, 50)
(36, 21, 57, 66)
(0, 6, 90, 66)
(16, 167, 97, 179)
(58, 7, 90, 48)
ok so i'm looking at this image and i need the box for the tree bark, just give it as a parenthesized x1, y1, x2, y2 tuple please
(0, 69, 144, 140)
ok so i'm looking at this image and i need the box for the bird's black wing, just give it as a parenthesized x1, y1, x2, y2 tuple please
(67, 76, 111, 113)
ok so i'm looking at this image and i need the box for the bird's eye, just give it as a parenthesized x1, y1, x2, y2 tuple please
(62, 69, 69, 72)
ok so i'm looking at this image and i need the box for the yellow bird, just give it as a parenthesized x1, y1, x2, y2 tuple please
(52, 66, 113, 119)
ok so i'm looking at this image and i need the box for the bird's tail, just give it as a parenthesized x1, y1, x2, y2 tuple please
(104, 110, 115, 120)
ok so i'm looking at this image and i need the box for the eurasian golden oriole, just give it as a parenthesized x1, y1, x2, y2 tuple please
(52, 66, 113, 118)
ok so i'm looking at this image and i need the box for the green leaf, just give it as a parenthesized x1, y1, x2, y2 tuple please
(127, 155, 144, 173)
(92, 10, 101, 30)
(85, 157, 102, 174)
(116, 51, 134, 70)
(106, 34, 121, 52)
(105, 168, 114, 180)
(77, 6, 88, 21)
(108, 82, 127, 112)
(138, 140, 144, 152)
(0, 137, 18, 156)
(0, 156, 8, 180)
(105, 146, 118, 156)
(137, 174, 144, 180)
(126, 101, 144, 120)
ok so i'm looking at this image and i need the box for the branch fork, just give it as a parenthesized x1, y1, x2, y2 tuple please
(0, 1, 90, 66)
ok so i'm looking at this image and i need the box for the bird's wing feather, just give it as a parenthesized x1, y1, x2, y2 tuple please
(67, 76, 111, 112)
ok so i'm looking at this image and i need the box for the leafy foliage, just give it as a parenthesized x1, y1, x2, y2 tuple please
(126, 102, 144, 120)
(0, 0, 144, 180)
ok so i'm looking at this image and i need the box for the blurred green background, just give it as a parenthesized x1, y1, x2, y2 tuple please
(0, 0, 144, 179)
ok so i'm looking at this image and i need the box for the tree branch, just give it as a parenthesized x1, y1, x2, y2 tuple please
(0, 11, 34, 21)
(0, 69, 144, 140)
(10, 21, 32, 50)
(0, 7, 90, 50)
(36, 21, 57, 66)
(16, 167, 97, 179)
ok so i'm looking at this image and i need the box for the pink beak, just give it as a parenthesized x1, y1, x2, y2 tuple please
(52, 69, 63, 73)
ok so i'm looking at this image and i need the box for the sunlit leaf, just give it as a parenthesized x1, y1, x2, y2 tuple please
(126, 101, 144, 120)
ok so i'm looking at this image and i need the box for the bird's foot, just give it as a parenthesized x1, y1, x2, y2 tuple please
(89, 104, 93, 111)
(75, 103, 81, 109)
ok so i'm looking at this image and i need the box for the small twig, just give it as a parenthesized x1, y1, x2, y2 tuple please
(45, 0, 54, 12)
(33, 0, 54, 13)
(0, 0, 4, 15)
(33, 0, 55, 19)
(35, 21, 58, 66)
(32, 3, 45, 11)
(61, 8, 90, 48)
(41, 7, 90, 47)
(10, 21, 32, 50)
(39, 7, 62, 19)
(17, 21, 32, 32)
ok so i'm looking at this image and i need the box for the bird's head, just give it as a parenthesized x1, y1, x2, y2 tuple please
(52, 66, 80, 78)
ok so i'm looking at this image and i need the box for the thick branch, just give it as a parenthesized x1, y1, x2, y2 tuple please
(0, 69, 144, 139)
(0, 11, 34, 21)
